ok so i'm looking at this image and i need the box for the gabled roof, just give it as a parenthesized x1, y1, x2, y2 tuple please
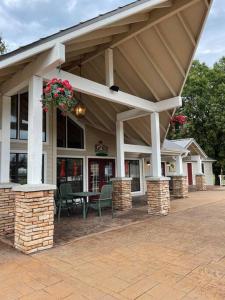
(170, 138, 208, 158)
(0, 0, 213, 146)
(162, 139, 188, 154)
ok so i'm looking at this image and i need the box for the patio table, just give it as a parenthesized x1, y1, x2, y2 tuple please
(68, 192, 101, 219)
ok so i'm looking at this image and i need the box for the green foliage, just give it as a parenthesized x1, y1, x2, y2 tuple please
(0, 37, 7, 54)
(168, 57, 225, 182)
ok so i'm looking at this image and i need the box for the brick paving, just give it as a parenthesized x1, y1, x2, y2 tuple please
(1, 189, 225, 299)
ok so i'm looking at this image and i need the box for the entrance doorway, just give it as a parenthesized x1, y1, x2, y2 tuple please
(88, 158, 115, 192)
(187, 163, 193, 185)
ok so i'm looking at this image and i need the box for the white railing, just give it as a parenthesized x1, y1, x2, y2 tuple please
(219, 175, 225, 186)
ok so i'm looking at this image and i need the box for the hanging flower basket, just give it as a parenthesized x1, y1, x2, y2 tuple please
(41, 78, 77, 113)
(170, 115, 187, 131)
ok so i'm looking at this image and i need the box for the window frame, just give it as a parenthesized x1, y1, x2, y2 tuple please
(57, 110, 86, 151)
(10, 92, 49, 144)
(10, 150, 47, 184)
(57, 155, 85, 192)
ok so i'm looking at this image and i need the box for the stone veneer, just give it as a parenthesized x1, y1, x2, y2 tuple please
(13, 184, 56, 254)
(146, 178, 170, 216)
(0, 184, 15, 236)
(112, 178, 132, 211)
(171, 176, 188, 198)
(196, 174, 207, 191)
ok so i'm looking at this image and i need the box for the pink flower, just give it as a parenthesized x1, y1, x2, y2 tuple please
(54, 93, 59, 98)
(43, 107, 48, 113)
(44, 86, 51, 93)
(62, 80, 72, 90)
(57, 87, 65, 93)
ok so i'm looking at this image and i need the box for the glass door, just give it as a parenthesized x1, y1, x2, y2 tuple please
(88, 159, 115, 192)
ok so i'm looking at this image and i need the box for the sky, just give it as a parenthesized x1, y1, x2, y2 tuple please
(0, 0, 224, 66)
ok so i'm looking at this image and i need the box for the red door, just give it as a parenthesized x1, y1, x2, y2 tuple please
(88, 159, 115, 192)
(187, 163, 193, 185)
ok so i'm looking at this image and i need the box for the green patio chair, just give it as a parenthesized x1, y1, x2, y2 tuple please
(57, 183, 80, 222)
(88, 184, 113, 217)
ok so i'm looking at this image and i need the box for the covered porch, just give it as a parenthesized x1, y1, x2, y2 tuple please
(0, 0, 212, 254)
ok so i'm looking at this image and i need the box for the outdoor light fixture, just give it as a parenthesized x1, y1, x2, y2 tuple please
(74, 102, 86, 118)
(110, 85, 120, 92)
(147, 161, 151, 166)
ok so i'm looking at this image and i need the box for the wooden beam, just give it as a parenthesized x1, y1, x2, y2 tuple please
(106, 13, 149, 28)
(105, 48, 114, 86)
(66, 37, 112, 53)
(44, 69, 157, 112)
(155, 96, 182, 112)
(154, 25, 185, 77)
(1, 43, 65, 96)
(117, 109, 149, 122)
(177, 12, 196, 47)
(135, 36, 176, 96)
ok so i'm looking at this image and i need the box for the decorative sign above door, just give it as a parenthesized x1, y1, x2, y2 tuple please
(95, 141, 108, 156)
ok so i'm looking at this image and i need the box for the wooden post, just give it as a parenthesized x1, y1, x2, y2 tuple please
(0, 96, 11, 183)
(27, 75, 43, 184)
(151, 112, 161, 177)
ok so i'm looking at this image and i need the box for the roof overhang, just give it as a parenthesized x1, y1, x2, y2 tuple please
(0, 0, 213, 146)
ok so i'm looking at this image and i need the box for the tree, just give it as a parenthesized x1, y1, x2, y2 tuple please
(168, 58, 225, 184)
(0, 37, 7, 54)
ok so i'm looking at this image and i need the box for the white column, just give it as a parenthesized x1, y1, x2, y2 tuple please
(196, 155, 202, 174)
(105, 48, 114, 87)
(151, 112, 162, 177)
(0, 96, 11, 183)
(176, 155, 183, 175)
(27, 75, 43, 184)
(116, 120, 125, 177)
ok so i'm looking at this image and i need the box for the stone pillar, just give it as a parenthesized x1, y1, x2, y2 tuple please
(0, 184, 15, 236)
(146, 178, 170, 216)
(13, 184, 56, 254)
(171, 176, 188, 198)
(112, 178, 132, 211)
(196, 175, 206, 191)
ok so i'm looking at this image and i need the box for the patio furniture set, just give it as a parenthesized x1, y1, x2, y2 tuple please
(55, 183, 113, 222)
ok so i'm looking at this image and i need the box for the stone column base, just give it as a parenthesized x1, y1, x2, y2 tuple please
(112, 178, 132, 211)
(13, 184, 56, 254)
(196, 175, 207, 191)
(146, 177, 170, 216)
(171, 176, 188, 198)
(0, 184, 16, 236)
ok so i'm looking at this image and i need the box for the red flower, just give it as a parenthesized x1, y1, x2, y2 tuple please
(57, 87, 65, 93)
(43, 107, 48, 113)
(44, 86, 51, 94)
(171, 115, 187, 125)
(62, 80, 72, 90)
(54, 93, 59, 98)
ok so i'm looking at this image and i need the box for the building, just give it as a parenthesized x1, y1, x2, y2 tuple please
(0, 0, 213, 254)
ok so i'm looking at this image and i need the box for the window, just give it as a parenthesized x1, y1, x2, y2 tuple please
(57, 109, 84, 149)
(202, 163, 205, 174)
(10, 153, 44, 184)
(125, 160, 141, 192)
(10, 92, 46, 142)
(57, 158, 83, 192)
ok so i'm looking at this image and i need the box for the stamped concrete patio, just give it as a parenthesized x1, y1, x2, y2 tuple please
(1, 188, 225, 299)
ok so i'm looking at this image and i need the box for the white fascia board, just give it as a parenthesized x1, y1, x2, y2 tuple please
(0, 129, 2, 142)
(0, 0, 167, 69)
(1, 43, 65, 96)
(155, 96, 182, 112)
(44, 69, 156, 112)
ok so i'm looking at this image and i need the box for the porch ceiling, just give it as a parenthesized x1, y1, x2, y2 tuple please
(0, 0, 212, 145)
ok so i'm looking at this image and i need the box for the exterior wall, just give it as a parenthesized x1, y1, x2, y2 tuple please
(203, 161, 215, 185)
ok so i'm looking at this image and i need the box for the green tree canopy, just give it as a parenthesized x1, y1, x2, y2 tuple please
(168, 57, 225, 183)
(0, 37, 7, 54)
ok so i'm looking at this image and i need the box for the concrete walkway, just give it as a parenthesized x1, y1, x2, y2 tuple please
(1, 190, 225, 299)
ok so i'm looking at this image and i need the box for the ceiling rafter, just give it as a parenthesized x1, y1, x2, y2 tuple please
(69, 0, 199, 70)
(204, 0, 209, 8)
(135, 36, 176, 96)
(177, 12, 196, 47)
(66, 37, 112, 53)
(153, 25, 185, 77)
(105, 13, 149, 28)
(118, 47, 160, 101)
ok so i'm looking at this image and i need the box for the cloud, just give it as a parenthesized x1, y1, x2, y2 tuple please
(0, 0, 223, 67)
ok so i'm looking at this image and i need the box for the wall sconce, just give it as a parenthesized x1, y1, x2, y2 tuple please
(110, 85, 120, 92)
(147, 161, 151, 166)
